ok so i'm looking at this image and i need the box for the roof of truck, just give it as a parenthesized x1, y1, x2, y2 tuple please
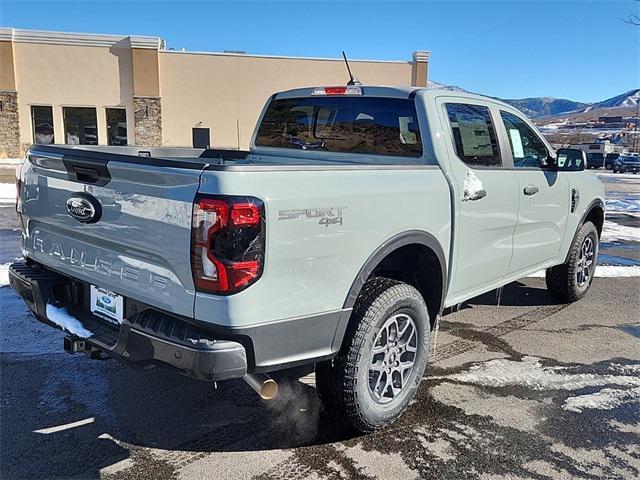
(274, 85, 515, 109)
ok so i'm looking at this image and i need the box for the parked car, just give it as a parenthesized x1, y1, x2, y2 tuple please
(604, 153, 619, 170)
(586, 152, 605, 169)
(613, 154, 640, 174)
(10, 86, 605, 433)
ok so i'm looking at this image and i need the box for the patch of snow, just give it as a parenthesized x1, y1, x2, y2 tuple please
(0, 263, 8, 287)
(34, 417, 95, 434)
(563, 387, 640, 413)
(610, 364, 640, 375)
(606, 198, 640, 213)
(597, 172, 640, 180)
(440, 357, 640, 413)
(443, 356, 640, 391)
(0, 158, 22, 165)
(462, 170, 485, 201)
(528, 266, 640, 278)
(601, 220, 640, 243)
(45, 304, 92, 338)
(0, 183, 16, 206)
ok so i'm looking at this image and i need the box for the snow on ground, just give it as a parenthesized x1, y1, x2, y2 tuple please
(563, 387, 640, 413)
(440, 356, 640, 413)
(528, 266, 640, 278)
(0, 158, 22, 165)
(606, 198, 640, 213)
(0, 263, 9, 287)
(601, 220, 640, 243)
(596, 172, 640, 179)
(0, 182, 16, 206)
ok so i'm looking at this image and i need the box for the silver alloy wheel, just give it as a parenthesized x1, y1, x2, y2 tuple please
(368, 312, 418, 404)
(576, 236, 595, 287)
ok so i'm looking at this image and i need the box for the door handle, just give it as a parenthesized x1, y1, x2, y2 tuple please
(523, 186, 539, 196)
(465, 189, 487, 201)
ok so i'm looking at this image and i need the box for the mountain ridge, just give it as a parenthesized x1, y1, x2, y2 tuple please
(425, 81, 639, 119)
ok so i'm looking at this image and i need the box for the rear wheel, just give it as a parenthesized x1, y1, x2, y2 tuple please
(546, 221, 598, 302)
(316, 278, 430, 432)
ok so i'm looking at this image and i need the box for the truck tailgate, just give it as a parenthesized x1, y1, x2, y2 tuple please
(19, 147, 205, 317)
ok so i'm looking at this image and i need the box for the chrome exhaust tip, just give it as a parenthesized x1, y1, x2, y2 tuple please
(243, 373, 278, 400)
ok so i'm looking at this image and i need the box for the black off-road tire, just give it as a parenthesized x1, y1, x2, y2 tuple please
(546, 221, 599, 302)
(315, 278, 430, 433)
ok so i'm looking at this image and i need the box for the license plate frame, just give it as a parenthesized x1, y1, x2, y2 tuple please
(90, 285, 124, 325)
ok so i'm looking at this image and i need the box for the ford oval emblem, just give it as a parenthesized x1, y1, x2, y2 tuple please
(65, 193, 102, 224)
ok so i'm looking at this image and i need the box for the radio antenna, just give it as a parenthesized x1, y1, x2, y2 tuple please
(342, 51, 362, 86)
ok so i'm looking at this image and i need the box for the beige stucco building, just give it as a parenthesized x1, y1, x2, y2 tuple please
(0, 28, 430, 159)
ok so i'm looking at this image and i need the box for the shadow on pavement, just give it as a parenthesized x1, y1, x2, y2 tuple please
(1, 342, 355, 479)
(460, 280, 563, 308)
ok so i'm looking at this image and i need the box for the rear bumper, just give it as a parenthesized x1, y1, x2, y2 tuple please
(8, 260, 247, 381)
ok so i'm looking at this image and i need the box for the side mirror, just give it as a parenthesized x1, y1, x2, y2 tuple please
(556, 148, 586, 171)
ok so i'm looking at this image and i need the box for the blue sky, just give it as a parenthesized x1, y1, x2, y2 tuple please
(1, 0, 638, 102)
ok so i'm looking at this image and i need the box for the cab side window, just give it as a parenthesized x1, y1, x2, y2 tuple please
(445, 103, 501, 167)
(500, 111, 550, 168)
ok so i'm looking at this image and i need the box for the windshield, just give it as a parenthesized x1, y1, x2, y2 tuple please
(254, 96, 423, 158)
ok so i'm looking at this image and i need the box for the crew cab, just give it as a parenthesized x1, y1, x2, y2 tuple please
(10, 86, 605, 432)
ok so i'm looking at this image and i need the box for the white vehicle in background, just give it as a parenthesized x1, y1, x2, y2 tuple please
(568, 143, 615, 157)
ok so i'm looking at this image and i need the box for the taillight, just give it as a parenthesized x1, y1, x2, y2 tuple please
(191, 195, 265, 294)
(311, 86, 363, 96)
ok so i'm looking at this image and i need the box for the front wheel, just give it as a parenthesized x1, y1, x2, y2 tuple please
(316, 278, 430, 433)
(546, 221, 598, 302)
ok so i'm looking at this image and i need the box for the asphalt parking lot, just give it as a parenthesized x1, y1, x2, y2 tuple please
(1, 173, 639, 480)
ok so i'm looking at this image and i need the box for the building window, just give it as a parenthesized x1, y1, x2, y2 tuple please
(63, 107, 98, 145)
(106, 108, 128, 146)
(31, 106, 55, 144)
(445, 103, 501, 167)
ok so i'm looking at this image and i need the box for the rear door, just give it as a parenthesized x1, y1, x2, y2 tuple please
(437, 98, 519, 301)
(496, 110, 570, 274)
(20, 146, 205, 317)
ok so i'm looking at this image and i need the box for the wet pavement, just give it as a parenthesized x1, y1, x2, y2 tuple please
(1, 172, 639, 480)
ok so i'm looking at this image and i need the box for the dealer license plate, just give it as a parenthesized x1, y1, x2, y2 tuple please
(90, 285, 124, 325)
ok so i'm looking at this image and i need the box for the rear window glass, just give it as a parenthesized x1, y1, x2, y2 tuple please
(446, 103, 501, 167)
(254, 97, 423, 158)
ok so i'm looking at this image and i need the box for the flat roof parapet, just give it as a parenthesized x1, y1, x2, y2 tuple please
(0, 27, 163, 49)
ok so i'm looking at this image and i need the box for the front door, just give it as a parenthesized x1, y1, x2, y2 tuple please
(497, 110, 570, 274)
(192, 127, 211, 149)
(438, 99, 520, 302)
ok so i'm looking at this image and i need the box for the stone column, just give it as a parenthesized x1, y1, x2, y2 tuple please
(131, 42, 162, 146)
(133, 96, 162, 146)
(411, 51, 431, 87)
(0, 34, 21, 159)
(0, 91, 20, 158)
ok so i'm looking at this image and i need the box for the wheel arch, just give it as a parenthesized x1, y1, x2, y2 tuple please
(564, 199, 605, 263)
(342, 230, 447, 329)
